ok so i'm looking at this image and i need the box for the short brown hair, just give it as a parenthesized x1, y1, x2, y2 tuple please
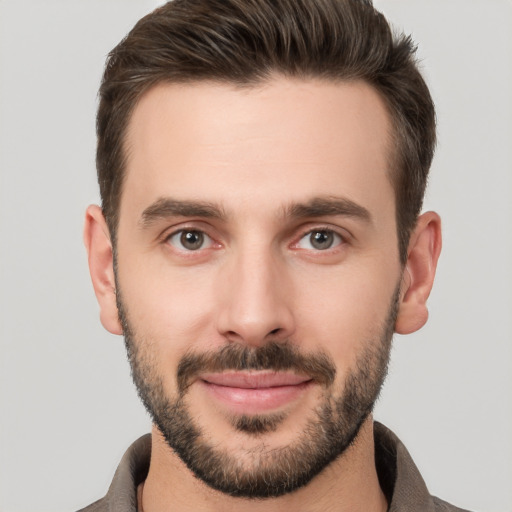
(97, 0, 436, 263)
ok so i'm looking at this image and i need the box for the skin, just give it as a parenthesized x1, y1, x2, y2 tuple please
(84, 76, 441, 512)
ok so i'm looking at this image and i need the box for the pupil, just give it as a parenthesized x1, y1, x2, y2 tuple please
(181, 231, 203, 250)
(311, 231, 333, 249)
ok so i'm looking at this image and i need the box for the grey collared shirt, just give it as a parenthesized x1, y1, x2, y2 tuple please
(78, 422, 472, 512)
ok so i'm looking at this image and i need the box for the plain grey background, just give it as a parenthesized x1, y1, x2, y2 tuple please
(0, 1, 511, 511)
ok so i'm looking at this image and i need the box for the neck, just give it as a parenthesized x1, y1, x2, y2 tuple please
(141, 415, 387, 512)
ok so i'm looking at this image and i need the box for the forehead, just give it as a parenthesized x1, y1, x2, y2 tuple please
(122, 77, 394, 222)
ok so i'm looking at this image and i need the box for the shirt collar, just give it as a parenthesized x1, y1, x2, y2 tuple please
(84, 422, 441, 512)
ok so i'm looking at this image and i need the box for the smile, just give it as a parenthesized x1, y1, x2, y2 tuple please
(199, 371, 314, 414)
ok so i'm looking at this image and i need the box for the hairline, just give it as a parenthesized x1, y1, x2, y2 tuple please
(110, 73, 404, 256)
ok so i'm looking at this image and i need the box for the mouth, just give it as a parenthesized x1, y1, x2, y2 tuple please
(198, 371, 314, 414)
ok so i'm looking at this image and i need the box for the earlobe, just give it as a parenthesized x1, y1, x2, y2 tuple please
(395, 211, 442, 335)
(83, 205, 123, 335)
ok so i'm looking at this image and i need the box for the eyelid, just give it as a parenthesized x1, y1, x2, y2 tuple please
(291, 225, 349, 251)
(167, 230, 213, 251)
(159, 220, 213, 240)
(161, 223, 221, 252)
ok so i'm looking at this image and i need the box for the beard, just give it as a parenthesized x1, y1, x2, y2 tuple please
(117, 286, 399, 499)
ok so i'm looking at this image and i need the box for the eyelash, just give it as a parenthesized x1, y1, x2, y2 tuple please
(164, 228, 217, 252)
(292, 226, 347, 252)
(162, 225, 348, 254)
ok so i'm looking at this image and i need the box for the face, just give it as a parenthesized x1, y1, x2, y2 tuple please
(114, 77, 403, 496)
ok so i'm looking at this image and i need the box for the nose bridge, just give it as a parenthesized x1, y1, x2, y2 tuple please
(216, 240, 295, 346)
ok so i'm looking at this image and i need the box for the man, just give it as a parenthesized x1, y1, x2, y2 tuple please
(81, 0, 467, 510)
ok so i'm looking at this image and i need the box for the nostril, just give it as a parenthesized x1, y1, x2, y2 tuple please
(269, 328, 280, 336)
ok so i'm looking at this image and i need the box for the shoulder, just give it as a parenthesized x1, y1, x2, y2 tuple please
(433, 496, 474, 512)
(76, 497, 108, 512)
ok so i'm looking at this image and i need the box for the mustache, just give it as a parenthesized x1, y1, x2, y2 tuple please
(177, 341, 336, 394)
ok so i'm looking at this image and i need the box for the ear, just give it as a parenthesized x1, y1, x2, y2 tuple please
(83, 205, 123, 335)
(395, 211, 442, 335)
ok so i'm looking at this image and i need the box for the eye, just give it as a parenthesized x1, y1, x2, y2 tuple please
(296, 229, 343, 251)
(166, 229, 213, 251)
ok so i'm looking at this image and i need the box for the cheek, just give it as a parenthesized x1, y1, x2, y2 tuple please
(117, 255, 219, 362)
(294, 263, 397, 366)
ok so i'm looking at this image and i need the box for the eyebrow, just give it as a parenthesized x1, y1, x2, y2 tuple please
(140, 197, 227, 227)
(139, 195, 371, 228)
(286, 197, 372, 223)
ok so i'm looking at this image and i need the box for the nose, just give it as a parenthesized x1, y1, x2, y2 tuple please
(215, 248, 295, 347)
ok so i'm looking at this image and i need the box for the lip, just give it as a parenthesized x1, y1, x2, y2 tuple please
(199, 371, 313, 414)
(201, 371, 311, 388)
